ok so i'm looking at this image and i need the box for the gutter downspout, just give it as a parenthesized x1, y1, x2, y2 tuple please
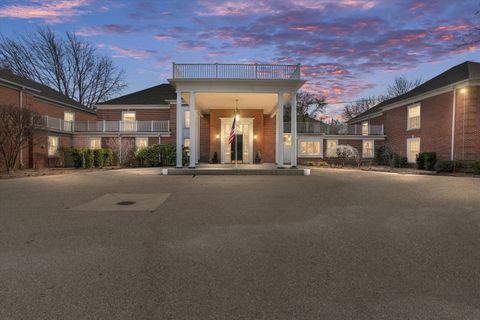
(19, 88, 24, 168)
(450, 87, 456, 161)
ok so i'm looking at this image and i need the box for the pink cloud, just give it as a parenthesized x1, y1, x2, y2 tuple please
(108, 45, 155, 59)
(154, 34, 174, 41)
(0, 0, 94, 23)
(76, 24, 136, 36)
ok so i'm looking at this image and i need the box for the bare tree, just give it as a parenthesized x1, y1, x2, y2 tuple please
(0, 28, 126, 108)
(105, 137, 135, 166)
(0, 105, 43, 173)
(284, 90, 327, 122)
(384, 76, 422, 100)
(342, 96, 380, 120)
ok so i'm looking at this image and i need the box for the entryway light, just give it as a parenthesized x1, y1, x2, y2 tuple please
(460, 88, 467, 94)
(216, 134, 220, 139)
(254, 135, 257, 140)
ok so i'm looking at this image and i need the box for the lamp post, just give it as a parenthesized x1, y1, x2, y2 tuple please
(461, 88, 467, 161)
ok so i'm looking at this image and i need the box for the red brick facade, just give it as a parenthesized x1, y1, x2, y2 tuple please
(352, 86, 480, 162)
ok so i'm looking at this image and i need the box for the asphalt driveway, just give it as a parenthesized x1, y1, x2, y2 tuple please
(1, 168, 480, 319)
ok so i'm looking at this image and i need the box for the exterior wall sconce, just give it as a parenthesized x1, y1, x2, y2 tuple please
(215, 134, 220, 139)
(254, 134, 257, 140)
(460, 88, 467, 94)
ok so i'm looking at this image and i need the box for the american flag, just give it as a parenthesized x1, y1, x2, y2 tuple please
(228, 116, 236, 144)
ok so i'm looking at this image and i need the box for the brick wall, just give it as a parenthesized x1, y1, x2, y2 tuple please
(454, 86, 479, 161)
(96, 108, 170, 121)
(200, 115, 210, 162)
(263, 115, 276, 162)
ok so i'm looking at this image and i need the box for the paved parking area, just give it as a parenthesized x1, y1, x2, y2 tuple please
(1, 168, 480, 319)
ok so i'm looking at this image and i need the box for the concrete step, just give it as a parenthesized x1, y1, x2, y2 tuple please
(163, 168, 309, 176)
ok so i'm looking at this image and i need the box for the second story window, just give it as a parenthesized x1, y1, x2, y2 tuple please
(64, 111, 75, 132)
(122, 111, 136, 131)
(407, 104, 420, 130)
(184, 110, 190, 128)
(362, 121, 369, 135)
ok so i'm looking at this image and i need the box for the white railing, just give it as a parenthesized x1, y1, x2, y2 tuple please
(284, 122, 384, 135)
(40, 116, 170, 133)
(172, 63, 301, 80)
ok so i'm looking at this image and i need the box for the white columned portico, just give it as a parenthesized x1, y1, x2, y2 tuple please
(277, 92, 284, 167)
(176, 91, 183, 167)
(189, 91, 197, 168)
(290, 92, 297, 167)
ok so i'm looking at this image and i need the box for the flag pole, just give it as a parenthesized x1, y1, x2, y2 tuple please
(235, 99, 238, 169)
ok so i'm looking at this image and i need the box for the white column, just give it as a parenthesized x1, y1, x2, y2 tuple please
(176, 91, 183, 168)
(189, 91, 196, 168)
(277, 92, 284, 167)
(290, 92, 297, 167)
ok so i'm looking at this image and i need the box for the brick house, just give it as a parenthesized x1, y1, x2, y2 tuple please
(0, 70, 96, 170)
(348, 61, 480, 163)
(1, 63, 385, 170)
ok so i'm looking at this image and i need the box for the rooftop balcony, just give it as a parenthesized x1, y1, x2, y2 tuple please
(172, 63, 301, 80)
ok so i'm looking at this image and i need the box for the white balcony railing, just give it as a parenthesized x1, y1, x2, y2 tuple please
(40, 116, 170, 133)
(284, 122, 384, 135)
(172, 63, 301, 80)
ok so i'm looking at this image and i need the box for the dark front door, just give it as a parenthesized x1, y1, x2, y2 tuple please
(231, 134, 243, 163)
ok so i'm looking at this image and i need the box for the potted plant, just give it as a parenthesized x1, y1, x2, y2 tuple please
(211, 152, 218, 164)
(255, 151, 262, 164)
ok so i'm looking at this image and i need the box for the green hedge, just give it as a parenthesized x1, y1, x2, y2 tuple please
(472, 161, 480, 174)
(434, 160, 463, 173)
(133, 143, 186, 167)
(67, 147, 113, 168)
(416, 152, 437, 171)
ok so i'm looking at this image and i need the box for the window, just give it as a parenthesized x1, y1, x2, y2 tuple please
(407, 138, 420, 163)
(135, 137, 148, 150)
(89, 137, 101, 149)
(299, 140, 321, 157)
(362, 140, 374, 158)
(326, 139, 338, 157)
(362, 121, 369, 135)
(48, 136, 59, 157)
(407, 104, 421, 130)
(64, 111, 75, 132)
(122, 111, 136, 131)
(184, 110, 190, 128)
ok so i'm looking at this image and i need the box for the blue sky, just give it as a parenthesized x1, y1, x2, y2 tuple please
(0, 0, 479, 117)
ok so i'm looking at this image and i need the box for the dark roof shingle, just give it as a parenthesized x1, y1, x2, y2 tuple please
(348, 61, 480, 123)
(96, 84, 176, 106)
(0, 69, 94, 114)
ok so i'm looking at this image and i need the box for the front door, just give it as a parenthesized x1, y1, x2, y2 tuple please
(230, 134, 243, 163)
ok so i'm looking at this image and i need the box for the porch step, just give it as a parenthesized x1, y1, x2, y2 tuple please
(163, 168, 309, 176)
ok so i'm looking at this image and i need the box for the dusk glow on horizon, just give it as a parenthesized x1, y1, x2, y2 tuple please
(1, 0, 479, 117)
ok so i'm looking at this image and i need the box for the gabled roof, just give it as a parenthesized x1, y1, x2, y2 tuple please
(0, 69, 95, 114)
(96, 84, 176, 106)
(348, 61, 480, 123)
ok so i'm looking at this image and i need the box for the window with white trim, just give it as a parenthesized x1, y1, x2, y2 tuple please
(135, 137, 148, 150)
(184, 110, 190, 128)
(407, 104, 420, 130)
(362, 121, 369, 135)
(89, 137, 101, 149)
(48, 136, 59, 157)
(362, 140, 374, 158)
(299, 140, 321, 157)
(407, 138, 420, 163)
(326, 139, 338, 157)
(122, 111, 136, 131)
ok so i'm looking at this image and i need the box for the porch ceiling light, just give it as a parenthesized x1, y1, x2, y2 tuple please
(235, 113, 240, 122)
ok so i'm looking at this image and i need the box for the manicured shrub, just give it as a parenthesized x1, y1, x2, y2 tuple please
(83, 149, 94, 168)
(103, 148, 113, 166)
(93, 149, 105, 167)
(435, 160, 454, 173)
(416, 152, 425, 169)
(394, 154, 408, 168)
(69, 147, 83, 168)
(423, 152, 437, 171)
(472, 161, 480, 174)
(306, 161, 315, 166)
(133, 143, 180, 167)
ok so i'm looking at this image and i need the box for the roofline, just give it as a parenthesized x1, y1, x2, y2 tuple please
(348, 78, 480, 124)
(0, 77, 41, 93)
(95, 104, 170, 109)
(34, 95, 96, 115)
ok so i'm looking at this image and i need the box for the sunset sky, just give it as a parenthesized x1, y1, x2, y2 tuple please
(0, 0, 479, 117)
